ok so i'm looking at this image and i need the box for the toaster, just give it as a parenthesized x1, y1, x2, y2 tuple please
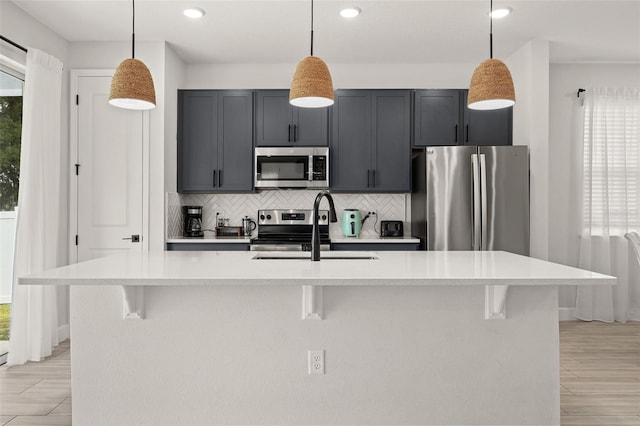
(380, 221, 404, 238)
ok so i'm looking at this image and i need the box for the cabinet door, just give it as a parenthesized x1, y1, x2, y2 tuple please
(462, 91, 513, 146)
(330, 90, 372, 192)
(414, 90, 461, 147)
(255, 90, 291, 146)
(217, 91, 254, 192)
(292, 106, 329, 146)
(177, 91, 218, 192)
(372, 90, 411, 192)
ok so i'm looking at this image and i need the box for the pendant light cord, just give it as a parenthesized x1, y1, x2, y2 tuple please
(489, 0, 493, 59)
(310, 0, 314, 56)
(132, 0, 136, 59)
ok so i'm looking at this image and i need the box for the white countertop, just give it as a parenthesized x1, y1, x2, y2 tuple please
(19, 250, 615, 287)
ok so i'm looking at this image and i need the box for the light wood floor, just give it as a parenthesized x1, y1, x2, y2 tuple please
(559, 321, 640, 425)
(0, 340, 71, 426)
(0, 322, 638, 425)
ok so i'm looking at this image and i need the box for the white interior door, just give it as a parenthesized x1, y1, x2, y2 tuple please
(75, 75, 143, 262)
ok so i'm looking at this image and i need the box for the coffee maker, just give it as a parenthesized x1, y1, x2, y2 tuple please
(182, 206, 204, 238)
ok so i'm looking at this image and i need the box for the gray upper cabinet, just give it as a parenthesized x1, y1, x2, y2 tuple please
(461, 91, 513, 146)
(178, 90, 254, 193)
(255, 90, 329, 146)
(413, 89, 512, 147)
(414, 90, 461, 146)
(331, 90, 411, 193)
(330, 91, 371, 191)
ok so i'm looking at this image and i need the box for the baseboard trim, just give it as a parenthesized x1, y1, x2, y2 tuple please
(559, 307, 577, 321)
(58, 324, 70, 343)
(0, 297, 11, 304)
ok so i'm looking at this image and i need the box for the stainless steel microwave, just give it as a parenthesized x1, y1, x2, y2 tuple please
(255, 147, 329, 189)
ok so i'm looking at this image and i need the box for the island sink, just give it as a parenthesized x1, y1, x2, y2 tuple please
(252, 253, 379, 261)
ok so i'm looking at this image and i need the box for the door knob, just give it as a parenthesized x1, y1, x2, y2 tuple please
(122, 235, 140, 242)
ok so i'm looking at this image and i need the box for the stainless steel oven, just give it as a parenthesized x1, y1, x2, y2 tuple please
(254, 147, 329, 189)
(250, 209, 330, 251)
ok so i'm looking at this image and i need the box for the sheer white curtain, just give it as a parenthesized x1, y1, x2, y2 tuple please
(576, 87, 640, 323)
(8, 49, 64, 365)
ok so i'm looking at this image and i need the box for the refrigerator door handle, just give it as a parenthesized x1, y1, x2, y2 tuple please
(479, 153, 488, 251)
(471, 154, 481, 251)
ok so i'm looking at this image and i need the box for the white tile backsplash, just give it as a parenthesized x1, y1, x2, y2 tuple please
(167, 191, 409, 239)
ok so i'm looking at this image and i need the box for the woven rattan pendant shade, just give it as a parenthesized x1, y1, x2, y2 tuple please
(289, 0, 334, 108)
(467, 0, 515, 110)
(290, 56, 334, 108)
(108, 0, 156, 110)
(467, 58, 515, 110)
(109, 58, 156, 110)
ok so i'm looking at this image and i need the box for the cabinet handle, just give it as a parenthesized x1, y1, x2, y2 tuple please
(288, 124, 291, 142)
(454, 124, 458, 143)
(213, 169, 217, 187)
(465, 124, 469, 143)
(372, 169, 376, 187)
(293, 124, 297, 142)
(367, 169, 371, 187)
(218, 169, 222, 187)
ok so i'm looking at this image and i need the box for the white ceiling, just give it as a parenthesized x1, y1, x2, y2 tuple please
(8, 0, 640, 65)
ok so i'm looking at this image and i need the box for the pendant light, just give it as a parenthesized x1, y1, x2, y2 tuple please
(289, 0, 334, 108)
(467, 0, 515, 110)
(109, 0, 156, 110)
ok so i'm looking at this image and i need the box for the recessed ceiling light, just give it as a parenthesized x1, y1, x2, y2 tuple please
(340, 7, 361, 18)
(183, 7, 205, 19)
(489, 7, 512, 19)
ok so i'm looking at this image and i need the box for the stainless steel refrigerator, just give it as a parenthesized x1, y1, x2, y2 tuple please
(411, 146, 529, 255)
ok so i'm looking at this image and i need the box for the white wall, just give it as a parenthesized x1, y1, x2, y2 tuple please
(549, 63, 640, 309)
(185, 62, 476, 89)
(506, 40, 550, 261)
(163, 44, 186, 194)
(0, 0, 71, 333)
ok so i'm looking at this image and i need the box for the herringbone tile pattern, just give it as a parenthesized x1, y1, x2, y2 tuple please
(165, 192, 182, 238)
(169, 191, 408, 238)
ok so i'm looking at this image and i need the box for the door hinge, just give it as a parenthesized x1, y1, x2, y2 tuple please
(76, 94, 79, 105)
(75, 164, 80, 175)
(75, 235, 78, 246)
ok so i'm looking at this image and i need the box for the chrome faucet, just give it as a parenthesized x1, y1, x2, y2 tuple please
(311, 190, 337, 261)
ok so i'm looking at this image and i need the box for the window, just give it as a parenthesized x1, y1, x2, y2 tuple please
(0, 70, 23, 209)
(0, 52, 25, 362)
(582, 88, 640, 235)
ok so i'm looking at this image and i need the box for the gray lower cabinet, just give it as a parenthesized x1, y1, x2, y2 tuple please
(166, 243, 250, 251)
(330, 90, 411, 193)
(255, 90, 329, 146)
(331, 242, 419, 251)
(178, 90, 254, 193)
(413, 89, 512, 147)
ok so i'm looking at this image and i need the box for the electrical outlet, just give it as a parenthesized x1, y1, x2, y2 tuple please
(308, 349, 325, 375)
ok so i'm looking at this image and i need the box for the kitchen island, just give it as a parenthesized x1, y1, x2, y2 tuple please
(21, 250, 614, 425)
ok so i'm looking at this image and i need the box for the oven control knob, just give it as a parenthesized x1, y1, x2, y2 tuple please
(266, 214, 272, 220)
(321, 214, 327, 221)
(260, 214, 265, 221)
